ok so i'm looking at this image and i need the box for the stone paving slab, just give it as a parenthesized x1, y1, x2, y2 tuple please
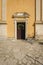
(0, 40, 43, 65)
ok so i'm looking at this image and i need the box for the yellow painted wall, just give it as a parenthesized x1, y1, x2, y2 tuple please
(0, 0, 2, 20)
(7, 0, 35, 38)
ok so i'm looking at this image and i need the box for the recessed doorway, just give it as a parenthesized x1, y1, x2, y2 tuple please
(17, 22, 25, 39)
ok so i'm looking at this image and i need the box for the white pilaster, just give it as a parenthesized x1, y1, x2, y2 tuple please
(2, 0, 6, 21)
(42, 0, 43, 20)
(36, 0, 40, 21)
(15, 20, 17, 39)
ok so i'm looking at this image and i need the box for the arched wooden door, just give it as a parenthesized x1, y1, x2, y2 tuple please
(17, 22, 25, 39)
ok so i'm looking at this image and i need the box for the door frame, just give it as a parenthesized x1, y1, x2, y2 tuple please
(14, 19, 28, 40)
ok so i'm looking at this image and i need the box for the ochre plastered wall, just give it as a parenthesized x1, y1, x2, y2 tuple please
(0, 0, 2, 20)
(7, 0, 35, 38)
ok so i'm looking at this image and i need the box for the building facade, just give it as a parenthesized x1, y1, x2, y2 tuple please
(0, 0, 43, 40)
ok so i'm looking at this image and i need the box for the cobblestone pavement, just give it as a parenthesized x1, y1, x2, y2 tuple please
(0, 39, 43, 65)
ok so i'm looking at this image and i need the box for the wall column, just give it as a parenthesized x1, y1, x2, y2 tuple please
(35, 0, 43, 40)
(2, 0, 6, 21)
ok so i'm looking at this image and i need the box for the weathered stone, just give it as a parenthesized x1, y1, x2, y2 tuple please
(0, 39, 43, 65)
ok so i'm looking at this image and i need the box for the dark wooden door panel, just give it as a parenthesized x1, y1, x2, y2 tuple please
(17, 29, 21, 39)
(17, 22, 25, 39)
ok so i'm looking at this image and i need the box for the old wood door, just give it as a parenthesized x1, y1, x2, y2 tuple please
(17, 22, 25, 39)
